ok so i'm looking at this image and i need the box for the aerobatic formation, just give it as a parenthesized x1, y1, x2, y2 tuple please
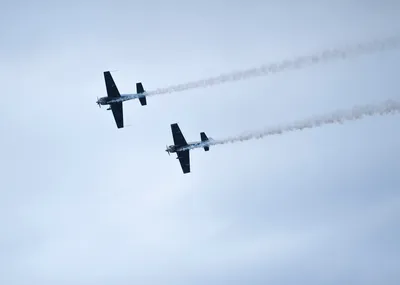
(97, 35, 400, 174)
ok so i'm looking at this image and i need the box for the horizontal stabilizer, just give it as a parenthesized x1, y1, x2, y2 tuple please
(139, 95, 147, 106)
(136, 82, 147, 106)
(136, 82, 145, 94)
(200, 132, 210, 151)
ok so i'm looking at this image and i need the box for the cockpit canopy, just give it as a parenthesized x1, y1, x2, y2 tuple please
(97, 97, 107, 104)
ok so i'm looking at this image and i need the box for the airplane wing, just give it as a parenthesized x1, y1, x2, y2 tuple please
(104, 71, 120, 98)
(111, 102, 123, 128)
(171, 123, 188, 147)
(177, 150, 190, 174)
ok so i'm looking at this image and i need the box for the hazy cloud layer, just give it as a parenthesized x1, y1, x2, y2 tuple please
(1, 1, 399, 285)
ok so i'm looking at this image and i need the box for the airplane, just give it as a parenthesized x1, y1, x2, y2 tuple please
(166, 123, 213, 174)
(96, 71, 147, 128)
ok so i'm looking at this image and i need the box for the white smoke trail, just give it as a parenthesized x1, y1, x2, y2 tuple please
(182, 100, 400, 151)
(147, 35, 400, 97)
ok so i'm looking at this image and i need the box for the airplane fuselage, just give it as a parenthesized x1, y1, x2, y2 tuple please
(97, 93, 146, 106)
(166, 141, 208, 153)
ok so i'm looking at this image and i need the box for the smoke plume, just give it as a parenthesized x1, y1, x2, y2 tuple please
(147, 35, 400, 96)
(183, 99, 400, 150)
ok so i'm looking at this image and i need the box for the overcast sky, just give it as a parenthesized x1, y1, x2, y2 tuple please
(1, 1, 400, 284)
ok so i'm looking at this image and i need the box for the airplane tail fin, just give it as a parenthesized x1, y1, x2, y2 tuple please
(200, 132, 210, 151)
(136, 82, 147, 106)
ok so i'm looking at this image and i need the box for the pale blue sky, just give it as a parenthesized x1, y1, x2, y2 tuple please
(1, 1, 400, 284)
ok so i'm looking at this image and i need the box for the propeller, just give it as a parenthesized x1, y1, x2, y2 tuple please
(166, 145, 170, 156)
(97, 97, 101, 108)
